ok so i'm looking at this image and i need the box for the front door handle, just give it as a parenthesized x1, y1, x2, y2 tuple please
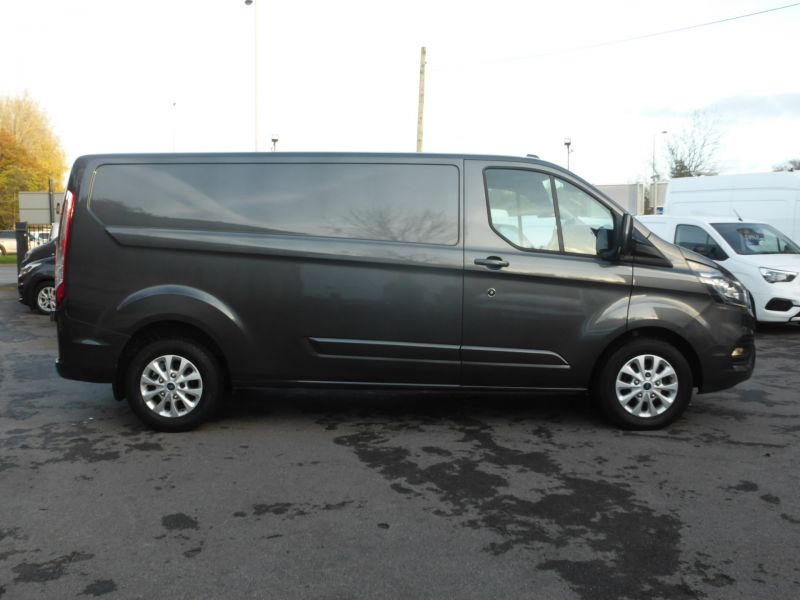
(474, 256, 509, 269)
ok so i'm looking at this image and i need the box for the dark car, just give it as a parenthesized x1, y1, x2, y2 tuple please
(18, 239, 56, 315)
(54, 153, 755, 431)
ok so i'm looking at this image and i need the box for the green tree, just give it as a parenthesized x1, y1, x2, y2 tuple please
(0, 93, 66, 229)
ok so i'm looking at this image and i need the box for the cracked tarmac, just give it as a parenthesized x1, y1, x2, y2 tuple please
(1, 273, 799, 599)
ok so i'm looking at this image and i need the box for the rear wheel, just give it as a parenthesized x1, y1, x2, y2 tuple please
(595, 338, 693, 429)
(125, 337, 222, 432)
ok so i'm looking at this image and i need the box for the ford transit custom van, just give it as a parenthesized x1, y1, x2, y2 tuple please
(54, 153, 755, 431)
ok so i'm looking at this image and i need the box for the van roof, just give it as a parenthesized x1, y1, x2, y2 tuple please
(667, 171, 800, 192)
(74, 151, 563, 166)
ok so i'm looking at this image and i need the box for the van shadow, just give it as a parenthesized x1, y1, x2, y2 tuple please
(216, 387, 601, 429)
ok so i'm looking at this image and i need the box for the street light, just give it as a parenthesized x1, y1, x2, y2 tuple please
(271, 133, 279, 152)
(563, 137, 572, 170)
(245, 0, 259, 151)
(652, 130, 668, 182)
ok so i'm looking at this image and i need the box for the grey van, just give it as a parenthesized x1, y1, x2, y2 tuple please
(54, 153, 755, 431)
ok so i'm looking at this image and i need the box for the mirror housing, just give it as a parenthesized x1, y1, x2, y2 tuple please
(597, 213, 633, 261)
(618, 213, 633, 257)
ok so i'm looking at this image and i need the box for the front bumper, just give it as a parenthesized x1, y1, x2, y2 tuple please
(698, 334, 756, 394)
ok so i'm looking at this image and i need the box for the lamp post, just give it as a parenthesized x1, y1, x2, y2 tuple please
(271, 133, 279, 152)
(563, 137, 572, 170)
(652, 130, 667, 182)
(245, 0, 259, 151)
(171, 102, 176, 152)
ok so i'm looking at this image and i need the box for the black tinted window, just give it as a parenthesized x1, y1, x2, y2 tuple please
(90, 163, 459, 245)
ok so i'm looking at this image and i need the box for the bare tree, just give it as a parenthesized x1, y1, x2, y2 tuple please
(773, 159, 800, 172)
(666, 111, 721, 178)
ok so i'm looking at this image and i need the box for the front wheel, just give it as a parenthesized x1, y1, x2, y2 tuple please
(33, 280, 56, 315)
(595, 338, 693, 429)
(125, 337, 223, 432)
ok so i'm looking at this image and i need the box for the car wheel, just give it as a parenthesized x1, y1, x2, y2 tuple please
(0, 246, 6, 256)
(33, 280, 56, 315)
(595, 338, 693, 429)
(125, 337, 222, 432)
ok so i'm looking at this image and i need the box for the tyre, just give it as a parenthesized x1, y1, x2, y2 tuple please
(595, 338, 693, 429)
(125, 337, 222, 432)
(33, 280, 56, 315)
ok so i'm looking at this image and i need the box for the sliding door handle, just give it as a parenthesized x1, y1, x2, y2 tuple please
(474, 256, 509, 269)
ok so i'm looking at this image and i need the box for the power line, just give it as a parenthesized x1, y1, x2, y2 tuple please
(487, 2, 800, 64)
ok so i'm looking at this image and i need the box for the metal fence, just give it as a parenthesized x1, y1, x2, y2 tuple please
(14, 222, 54, 273)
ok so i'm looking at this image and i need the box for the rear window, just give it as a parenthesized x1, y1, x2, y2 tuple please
(89, 163, 459, 245)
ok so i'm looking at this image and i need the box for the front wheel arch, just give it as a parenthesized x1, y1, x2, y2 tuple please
(590, 327, 702, 396)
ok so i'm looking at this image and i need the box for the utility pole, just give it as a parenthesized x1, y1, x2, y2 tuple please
(416, 46, 426, 152)
(245, 0, 260, 151)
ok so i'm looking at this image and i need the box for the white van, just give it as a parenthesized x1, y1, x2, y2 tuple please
(637, 215, 800, 323)
(662, 172, 800, 243)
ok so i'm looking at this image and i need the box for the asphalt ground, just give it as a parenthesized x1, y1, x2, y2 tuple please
(1, 271, 799, 599)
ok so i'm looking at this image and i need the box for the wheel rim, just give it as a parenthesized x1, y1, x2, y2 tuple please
(139, 354, 204, 418)
(37, 286, 56, 313)
(614, 354, 679, 418)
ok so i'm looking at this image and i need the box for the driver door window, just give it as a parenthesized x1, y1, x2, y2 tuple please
(485, 169, 614, 257)
(485, 169, 560, 251)
(552, 179, 614, 255)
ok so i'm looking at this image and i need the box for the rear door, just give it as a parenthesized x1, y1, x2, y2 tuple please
(462, 160, 633, 390)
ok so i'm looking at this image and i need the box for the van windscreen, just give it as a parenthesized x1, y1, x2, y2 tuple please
(711, 222, 800, 255)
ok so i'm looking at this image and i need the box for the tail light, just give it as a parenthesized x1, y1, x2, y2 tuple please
(55, 189, 75, 307)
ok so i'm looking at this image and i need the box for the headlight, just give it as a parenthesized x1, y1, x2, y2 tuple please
(690, 262, 748, 308)
(759, 267, 797, 283)
(19, 263, 35, 276)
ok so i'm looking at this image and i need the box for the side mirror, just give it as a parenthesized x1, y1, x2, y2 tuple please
(596, 214, 633, 261)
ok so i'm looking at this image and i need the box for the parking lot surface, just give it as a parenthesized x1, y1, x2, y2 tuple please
(1, 274, 799, 599)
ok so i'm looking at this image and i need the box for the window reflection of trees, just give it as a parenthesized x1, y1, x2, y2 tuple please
(328, 205, 455, 245)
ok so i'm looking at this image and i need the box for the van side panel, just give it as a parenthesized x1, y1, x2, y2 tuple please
(62, 158, 464, 387)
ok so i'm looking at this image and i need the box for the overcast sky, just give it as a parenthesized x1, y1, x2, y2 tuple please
(1, 0, 798, 184)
